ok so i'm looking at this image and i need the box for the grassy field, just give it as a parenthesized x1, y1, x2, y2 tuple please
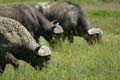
(0, 0, 120, 80)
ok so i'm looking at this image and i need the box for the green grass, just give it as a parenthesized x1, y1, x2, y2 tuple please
(76, 0, 120, 4)
(0, 0, 120, 80)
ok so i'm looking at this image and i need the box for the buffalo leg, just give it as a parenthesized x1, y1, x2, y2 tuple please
(0, 53, 6, 74)
(5, 52, 19, 70)
(68, 31, 74, 43)
(0, 64, 6, 74)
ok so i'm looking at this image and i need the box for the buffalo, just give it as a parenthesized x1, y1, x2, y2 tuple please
(0, 3, 63, 46)
(0, 17, 51, 74)
(35, 1, 103, 44)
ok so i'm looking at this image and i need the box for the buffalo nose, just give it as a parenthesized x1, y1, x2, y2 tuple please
(43, 60, 51, 66)
(46, 60, 51, 64)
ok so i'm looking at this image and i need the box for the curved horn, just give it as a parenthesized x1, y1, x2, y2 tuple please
(38, 45, 51, 56)
(52, 21, 64, 33)
(88, 28, 103, 35)
(52, 19, 59, 24)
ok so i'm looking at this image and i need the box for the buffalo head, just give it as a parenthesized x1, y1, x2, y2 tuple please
(31, 45, 51, 70)
(42, 21, 64, 46)
(83, 28, 103, 45)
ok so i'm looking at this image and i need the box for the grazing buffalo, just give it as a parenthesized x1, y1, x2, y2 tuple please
(35, 1, 103, 44)
(0, 3, 63, 46)
(0, 17, 51, 74)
